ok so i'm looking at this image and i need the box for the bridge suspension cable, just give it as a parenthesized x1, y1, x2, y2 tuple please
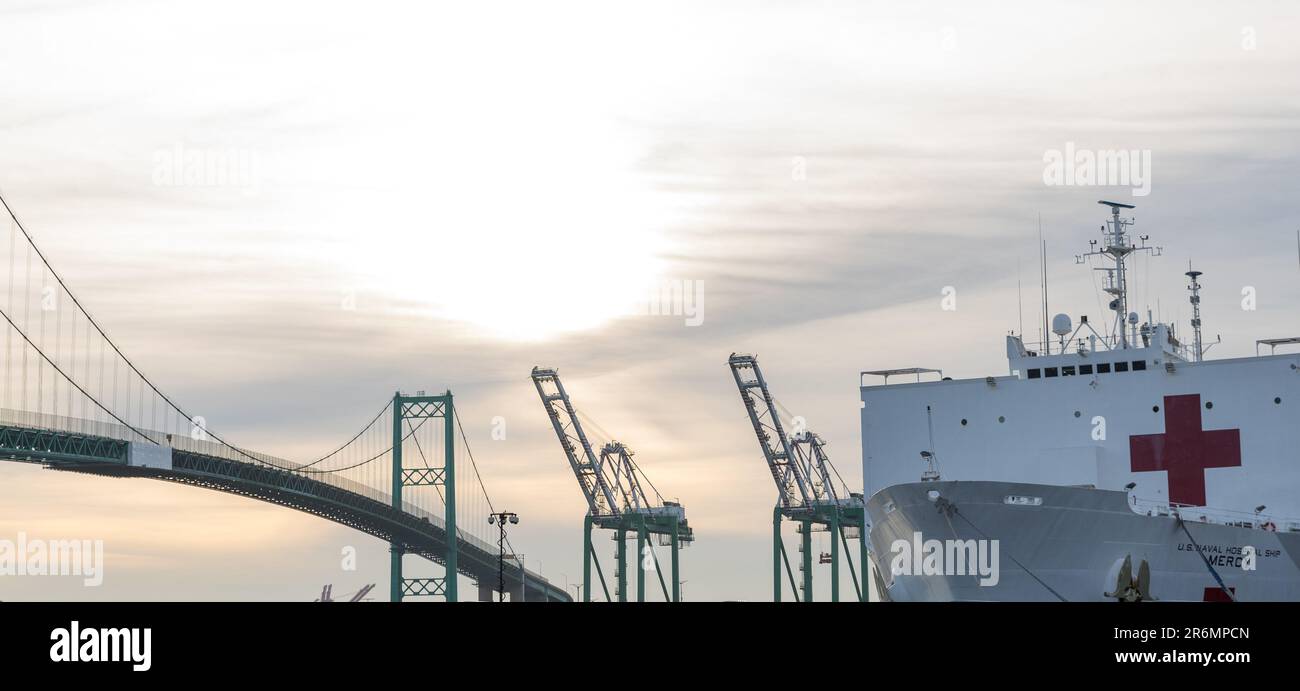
(0, 191, 399, 475)
(0, 191, 564, 594)
(1, 191, 243, 452)
(0, 191, 518, 550)
(0, 293, 156, 442)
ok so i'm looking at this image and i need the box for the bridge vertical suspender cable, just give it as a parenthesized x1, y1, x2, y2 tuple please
(20, 239, 30, 422)
(0, 191, 525, 554)
(4, 219, 12, 413)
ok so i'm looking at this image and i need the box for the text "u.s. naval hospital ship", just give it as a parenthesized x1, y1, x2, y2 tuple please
(861, 201, 1300, 601)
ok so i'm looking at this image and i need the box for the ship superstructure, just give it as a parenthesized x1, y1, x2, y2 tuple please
(859, 201, 1300, 601)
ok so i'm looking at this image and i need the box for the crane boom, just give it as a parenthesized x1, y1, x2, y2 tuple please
(531, 367, 621, 516)
(348, 583, 375, 602)
(728, 353, 851, 512)
(799, 432, 841, 504)
(728, 353, 817, 510)
(600, 441, 654, 514)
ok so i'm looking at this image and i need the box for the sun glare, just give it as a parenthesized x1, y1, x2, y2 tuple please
(346, 115, 670, 342)
(286, 5, 691, 341)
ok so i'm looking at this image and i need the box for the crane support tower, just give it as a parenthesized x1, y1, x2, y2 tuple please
(727, 353, 868, 602)
(531, 366, 694, 602)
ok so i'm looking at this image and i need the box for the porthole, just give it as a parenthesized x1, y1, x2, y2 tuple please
(998, 415, 1006, 423)
(1275, 397, 1282, 405)
(960, 418, 968, 426)
(1152, 405, 1160, 413)
(1073, 411, 1081, 418)
(1205, 401, 1214, 410)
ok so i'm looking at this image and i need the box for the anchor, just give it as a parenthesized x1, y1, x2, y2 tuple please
(1105, 555, 1156, 602)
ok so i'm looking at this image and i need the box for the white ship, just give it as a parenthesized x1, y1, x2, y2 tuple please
(860, 201, 1300, 601)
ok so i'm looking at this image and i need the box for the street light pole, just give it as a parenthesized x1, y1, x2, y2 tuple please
(487, 511, 519, 603)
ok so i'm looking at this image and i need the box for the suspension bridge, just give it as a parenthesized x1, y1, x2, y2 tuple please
(0, 194, 568, 603)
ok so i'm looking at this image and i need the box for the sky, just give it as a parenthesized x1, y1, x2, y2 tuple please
(1, 0, 1299, 602)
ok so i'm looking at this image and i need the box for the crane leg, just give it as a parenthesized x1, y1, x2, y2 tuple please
(838, 523, 862, 601)
(830, 510, 841, 603)
(801, 519, 813, 602)
(773, 506, 782, 603)
(780, 542, 799, 600)
(671, 517, 680, 602)
(616, 528, 627, 603)
(583, 515, 593, 602)
(860, 520, 870, 603)
(636, 520, 647, 603)
(590, 544, 611, 602)
(647, 536, 670, 601)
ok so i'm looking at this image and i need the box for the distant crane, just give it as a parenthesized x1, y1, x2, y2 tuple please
(727, 353, 867, 602)
(314, 583, 376, 602)
(531, 366, 694, 602)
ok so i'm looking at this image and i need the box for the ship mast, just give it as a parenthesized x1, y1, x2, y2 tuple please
(1186, 264, 1204, 362)
(1075, 201, 1160, 350)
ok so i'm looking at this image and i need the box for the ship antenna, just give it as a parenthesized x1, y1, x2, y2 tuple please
(1039, 213, 1049, 355)
(1186, 263, 1205, 362)
(1017, 257, 1024, 339)
(1076, 201, 1160, 350)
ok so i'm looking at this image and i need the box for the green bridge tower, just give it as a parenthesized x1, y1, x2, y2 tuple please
(390, 391, 457, 602)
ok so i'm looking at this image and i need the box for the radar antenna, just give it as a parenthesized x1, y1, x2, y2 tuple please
(1186, 264, 1205, 362)
(1074, 201, 1161, 349)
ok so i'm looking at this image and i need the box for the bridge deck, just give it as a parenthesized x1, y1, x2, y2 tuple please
(0, 419, 569, 602)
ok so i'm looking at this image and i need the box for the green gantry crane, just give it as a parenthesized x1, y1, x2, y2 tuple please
(531, 366, 693, 602)
(728, 353, 868, 602)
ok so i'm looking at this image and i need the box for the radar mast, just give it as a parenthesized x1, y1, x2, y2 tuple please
(1075, 201, 1161, 349)
(1187, 264, 1205, 362)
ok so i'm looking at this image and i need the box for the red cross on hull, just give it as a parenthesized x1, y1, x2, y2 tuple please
(1128, 394, 1242, 506)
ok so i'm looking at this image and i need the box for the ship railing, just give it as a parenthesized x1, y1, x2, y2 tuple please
(1019, 333, 1195, 361)
(1018, 334, 1123, 358)
(1131, 497, 1300, 532)
(859, 368, 944, 386)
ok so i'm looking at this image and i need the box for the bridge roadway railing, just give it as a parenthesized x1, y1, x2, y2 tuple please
(0, 407, 569, 601)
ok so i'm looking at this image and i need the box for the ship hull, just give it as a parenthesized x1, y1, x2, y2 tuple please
(867, 480, 1300, 601)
